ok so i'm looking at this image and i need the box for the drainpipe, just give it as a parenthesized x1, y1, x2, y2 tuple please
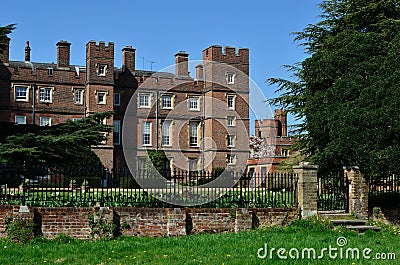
(31, 84, 35, 125)
(155, 90, 159, 150)
(201, 64, 206, 172)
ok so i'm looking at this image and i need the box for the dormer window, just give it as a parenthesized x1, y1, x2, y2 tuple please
(47, 68, 53, 76)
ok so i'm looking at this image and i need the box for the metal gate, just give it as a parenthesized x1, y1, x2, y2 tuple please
(317, 172, 349, 212)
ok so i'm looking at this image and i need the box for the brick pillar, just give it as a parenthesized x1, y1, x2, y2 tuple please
(345, 166, 368, 220)
(293, 163, 318, 218)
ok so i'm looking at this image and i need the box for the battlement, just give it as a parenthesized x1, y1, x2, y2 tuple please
(202, 45, 249, 65)
(86, 40, 114, 58)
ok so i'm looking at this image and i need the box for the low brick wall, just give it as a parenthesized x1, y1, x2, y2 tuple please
(0, 206, 298, 239)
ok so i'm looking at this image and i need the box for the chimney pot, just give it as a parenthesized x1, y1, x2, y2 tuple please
(25, 41, 31, 62)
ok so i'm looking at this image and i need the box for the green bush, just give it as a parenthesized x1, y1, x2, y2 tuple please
(5, 218, 35, 244)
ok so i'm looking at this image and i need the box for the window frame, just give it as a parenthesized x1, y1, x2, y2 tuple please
(114, 93, 121, 106)
(97, 91, 107, 105)
(15, 115, 26, 125)
(188, 97, 200, 111)
(142, 121, 152, 146)
(39, 116, 51, 126)
(98, 64, 107, 76)
(227, 72, 235, 85)
(113, 120, 121, 145)
(138, 93, 151, 108)
(227, 116, 235, 127)
(227, 135, 235, 148)
(15, 85, 29, 102)
(227, 154, 236, 165)
(161, 94, 173, 109)
(39, 87, 52, 103)
(227, 94, 235, 110)
(189, 122, 199, 147)
(162, 120, 171, 146)
(74, 89, 83, 105)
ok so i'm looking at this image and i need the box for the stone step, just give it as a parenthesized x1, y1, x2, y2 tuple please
(318, 212, 354, 220)
(331, 219, 367, 226)
(345, 225, 381, 233)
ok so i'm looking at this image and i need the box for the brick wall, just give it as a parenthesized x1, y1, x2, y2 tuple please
(0, 206, 298, 239)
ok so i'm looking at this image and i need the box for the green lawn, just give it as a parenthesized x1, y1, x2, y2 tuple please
(0, 218, 399, 264)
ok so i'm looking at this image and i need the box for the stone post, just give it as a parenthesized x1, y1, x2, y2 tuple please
(293, 162, 318, 218)
(345, 166, 368, 220)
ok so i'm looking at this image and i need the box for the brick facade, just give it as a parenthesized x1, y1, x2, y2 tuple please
(0, 39, 250, 172)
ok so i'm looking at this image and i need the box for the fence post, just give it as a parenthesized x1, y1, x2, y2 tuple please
(344, 166, 368, 220)
(293, 162, 318, 218)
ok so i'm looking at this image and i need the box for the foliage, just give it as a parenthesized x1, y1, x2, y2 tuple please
(145, 150, 169, 175)
(87, 211, 117, 240)
(0, 112, 112, 166)
(0, 24, 16, 43)
(268, 0, 400, 175)
(5, 217, 35, 244)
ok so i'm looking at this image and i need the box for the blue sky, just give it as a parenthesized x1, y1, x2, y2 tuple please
(2, 0, 322, 131)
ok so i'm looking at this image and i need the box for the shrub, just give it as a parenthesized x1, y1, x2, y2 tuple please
(5, 217, 35, 244)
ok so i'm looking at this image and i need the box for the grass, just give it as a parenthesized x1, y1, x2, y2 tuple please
(0, 218, 400, 264)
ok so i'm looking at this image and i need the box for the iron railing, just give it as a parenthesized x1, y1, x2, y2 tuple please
(367, 174, 400, 210)
(0, 163, 298, 208)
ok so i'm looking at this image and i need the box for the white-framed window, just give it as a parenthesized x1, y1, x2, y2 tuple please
(227, 116, 235, 126)
(39, 87, 52, 103)
(188, 97, 199, 111)
(189, 122, 199, 147)
(97, 92, 107, 104)
(227, 73, 235, 84)
(114, 93, 120, 106)
(137, 157, 147, 172)
(47, 68, 53, 76)
(15, 115, 26, 125)
(227, 95, 235, 109)
(227, 154, 236, 165)
(72, 118, 82, 122)
(162, 120, 171, 146)
(74, 89, 83, 104)
(113, 120, 121, 145)
(15, 85, 29, 101)
(139, 93, 151, 108)
(161, 95, 173, 109)
(39, 116, 51, 126)
(142, 121, 151, 146)
(98, 64, 107, 76)
(227, 135, 235, 147)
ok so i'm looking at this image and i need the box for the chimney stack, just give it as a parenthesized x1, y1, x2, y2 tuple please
(24, 41, 31, 62)
(56, 40, 71, 68)
(0, 39, 10, 65)
(175, 51, 189, 77)
(122, 46, 136, 71)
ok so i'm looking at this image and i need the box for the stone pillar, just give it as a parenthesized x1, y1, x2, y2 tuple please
(345, 166, 368, 220)
(293, 162, 318, 218)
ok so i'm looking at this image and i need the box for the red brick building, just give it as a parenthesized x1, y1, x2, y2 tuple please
(0, 39, 250, 172)
(247, 109, 295, 175)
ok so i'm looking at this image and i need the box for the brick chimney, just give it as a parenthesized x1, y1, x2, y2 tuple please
(122, 46, 136, 71)
(56, 40, 71, 68)
(175, 51, 189, 77)
(0, 39, 10, 65)
(25, 41, 31, 62)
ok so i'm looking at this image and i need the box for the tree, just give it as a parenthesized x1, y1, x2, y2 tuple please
(0, 112, 112, 166)
(268, 0, 400, 175)
(0, 24, 16, 43)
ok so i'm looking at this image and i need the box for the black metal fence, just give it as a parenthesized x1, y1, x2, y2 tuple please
(0, 164, 298, 208)
(367, 174, 400, 210)
(317, 172, 349, 212)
